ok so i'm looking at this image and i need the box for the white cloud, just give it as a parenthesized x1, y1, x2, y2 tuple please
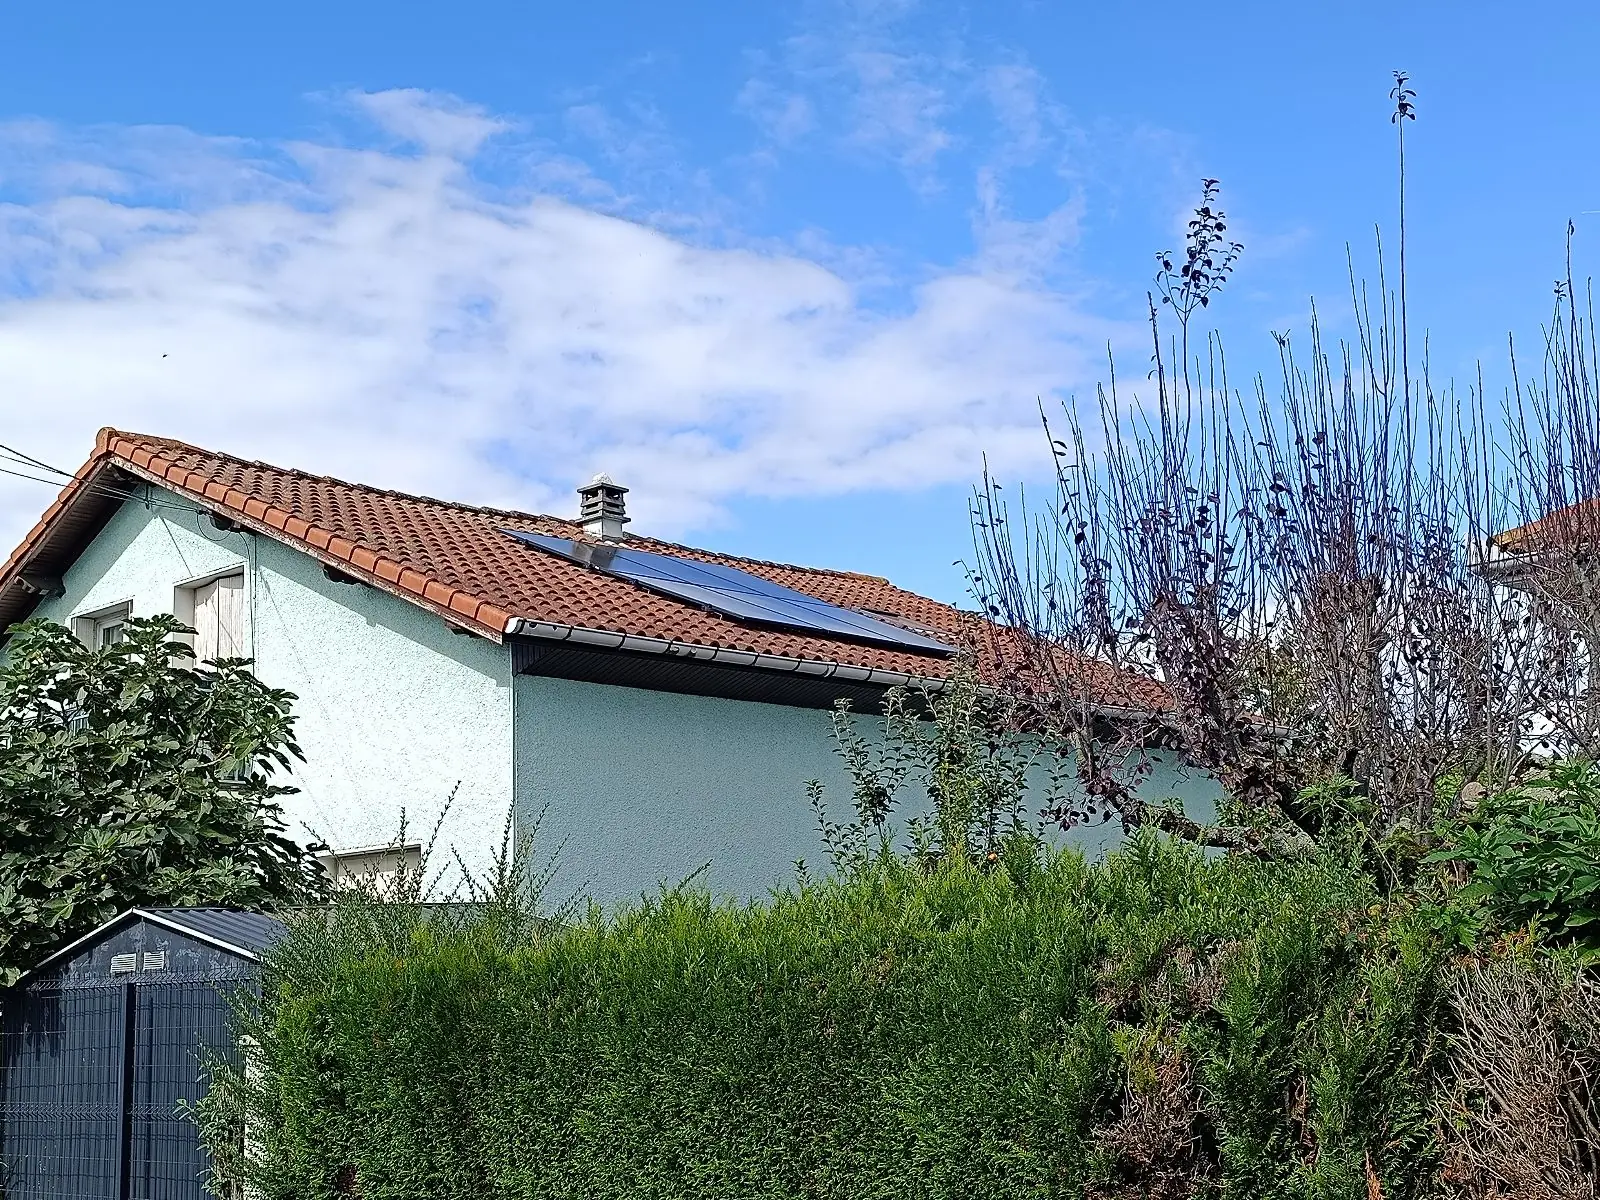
(736, 2, 1093, 259)
(736, 78, 816, 146)
(0, 89, 1132, 552)
(347, 89, 510, 158)
(742, 23, 960, 189)
(836, 43, 954, 175)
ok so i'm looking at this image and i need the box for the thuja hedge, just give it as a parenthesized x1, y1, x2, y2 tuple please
(201, 837, 1447, 1200)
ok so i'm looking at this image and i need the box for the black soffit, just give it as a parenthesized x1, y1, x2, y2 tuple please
(501, 530, 956, 656)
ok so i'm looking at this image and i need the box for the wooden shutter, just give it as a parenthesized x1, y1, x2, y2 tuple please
(193, 574, 245, 662)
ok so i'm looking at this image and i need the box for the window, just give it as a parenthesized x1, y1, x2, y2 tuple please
(96, 613, 127, 648)
(178, 572, 246, 662)
(316, 843, 424, 896)
(72, 601, 132, 650)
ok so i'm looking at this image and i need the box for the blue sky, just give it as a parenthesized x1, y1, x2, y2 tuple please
(1, 1, 1595, 602)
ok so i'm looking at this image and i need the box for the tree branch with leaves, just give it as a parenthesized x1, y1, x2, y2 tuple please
(0, 615, 328, 982)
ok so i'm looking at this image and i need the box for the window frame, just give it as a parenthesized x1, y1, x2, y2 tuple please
(173, 567, 249, 663)
(70, 599, 134, 650)
(315, 843, 425, 895)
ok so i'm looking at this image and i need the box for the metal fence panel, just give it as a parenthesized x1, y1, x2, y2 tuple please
(127, 981, 238, 1200)
(0, 986, 126, 1199)
(1, 915, 260, 1200)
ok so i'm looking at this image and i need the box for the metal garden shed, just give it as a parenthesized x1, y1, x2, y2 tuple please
(0, 907, 283, 1200)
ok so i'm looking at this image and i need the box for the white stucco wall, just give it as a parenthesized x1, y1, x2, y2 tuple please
(514, 674, 1223, 909)
(23, 488, 514, 874)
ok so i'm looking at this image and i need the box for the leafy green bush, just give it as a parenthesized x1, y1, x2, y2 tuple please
(200, 837, 1446, 1200)
(1427, 759, 1600, 949)
(806, 667, 1050, 876)
(0, 615, 327, 981)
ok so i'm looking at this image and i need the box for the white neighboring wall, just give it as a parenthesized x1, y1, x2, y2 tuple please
(21, 486, 515, 877)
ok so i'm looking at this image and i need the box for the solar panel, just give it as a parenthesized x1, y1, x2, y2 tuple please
(502, 530, 956, 655)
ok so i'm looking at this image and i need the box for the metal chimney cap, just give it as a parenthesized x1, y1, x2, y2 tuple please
(578, 474, 630, 539)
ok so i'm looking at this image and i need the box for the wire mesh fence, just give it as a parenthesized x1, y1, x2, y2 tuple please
(1, 976, 243, 1200)
(0, 985, 125, 1198)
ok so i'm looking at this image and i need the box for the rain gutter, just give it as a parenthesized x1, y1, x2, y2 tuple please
(501, 620, 1231, 731)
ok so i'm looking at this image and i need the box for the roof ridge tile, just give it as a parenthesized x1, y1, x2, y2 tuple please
(106, 429, 908, 587)
(106, 428, 581, 530)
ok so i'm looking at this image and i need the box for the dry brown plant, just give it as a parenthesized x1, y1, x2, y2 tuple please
(1090, 1030, 1215, 1200)
(1438, 959, 1600, 1199)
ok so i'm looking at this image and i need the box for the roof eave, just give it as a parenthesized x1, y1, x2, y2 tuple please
(508, 617, 1185, 725)
(1469, 536, 1547, 590)
(506, 616, 956, 692)
(10, 906, 271, 981)
(0, 453, 132, 638)
(110, 452, 512, 642)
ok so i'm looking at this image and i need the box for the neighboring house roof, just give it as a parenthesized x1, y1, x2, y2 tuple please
(0, 428, 1167, 710)
(1488, 498, 1600, 558)
(1477, 500, 1600, 592)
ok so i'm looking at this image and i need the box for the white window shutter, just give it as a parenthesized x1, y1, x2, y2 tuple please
(216, 573, 245, 658)
(194, 574, 245, 662)
(193, 579, 218, 661)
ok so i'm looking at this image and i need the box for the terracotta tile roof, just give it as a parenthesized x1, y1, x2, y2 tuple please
(0, 428, 1167, 709)
(1489, 497, 1600, 557)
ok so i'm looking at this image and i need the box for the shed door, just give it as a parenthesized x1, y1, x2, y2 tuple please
(0, 985, 128, 1198)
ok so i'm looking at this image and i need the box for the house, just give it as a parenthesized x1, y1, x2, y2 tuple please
(0, 430, 1218, 904)
(1480, 499, 1600, 594)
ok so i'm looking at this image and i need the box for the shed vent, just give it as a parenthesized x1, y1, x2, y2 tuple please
(109, 953, 138, 975)
(141, 951, 167, 972)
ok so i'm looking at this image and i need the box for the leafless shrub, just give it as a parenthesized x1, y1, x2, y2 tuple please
(970, 184, 1600, 857)
(1438, 958, 1600, 1199)
(1486, 231, 1600, 761)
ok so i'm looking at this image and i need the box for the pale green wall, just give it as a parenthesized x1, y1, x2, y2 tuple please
(514, 675, 1223, 908)
(23, 488, 514, 873)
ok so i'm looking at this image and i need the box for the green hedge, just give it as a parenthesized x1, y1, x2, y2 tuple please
(203, 837, 1447, 1199)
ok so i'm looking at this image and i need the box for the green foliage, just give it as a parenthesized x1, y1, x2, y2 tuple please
(806, 665, 1049, 876)
(200, 837, 1447, 1200)
(1426, 759, 1600, 951)
(0, 615, 328, 982)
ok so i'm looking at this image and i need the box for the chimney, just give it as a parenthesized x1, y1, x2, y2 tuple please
(577, 473, 630, 540)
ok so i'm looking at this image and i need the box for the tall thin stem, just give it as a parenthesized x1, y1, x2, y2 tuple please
(1392, 72, 1418, 416)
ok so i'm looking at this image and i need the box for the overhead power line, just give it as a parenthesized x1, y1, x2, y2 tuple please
(0, 463, 212, 518)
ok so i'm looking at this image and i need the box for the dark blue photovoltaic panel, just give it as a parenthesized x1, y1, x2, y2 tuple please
(502, 530, 955, 655)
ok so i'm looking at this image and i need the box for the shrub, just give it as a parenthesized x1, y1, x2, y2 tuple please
(0, 615, 327, 981)
(1427, 760, 1600, 950)
(199, 837, 1446, 1200)
(1435, 952, 1600, 1195)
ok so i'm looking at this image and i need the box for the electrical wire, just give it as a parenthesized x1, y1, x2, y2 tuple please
(0, 463, 217, 517)
(0, 439, 231, 518)
(0, 442, 72, 477)
(0, 463, 76, 489)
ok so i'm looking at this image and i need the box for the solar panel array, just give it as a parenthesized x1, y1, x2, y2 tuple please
(502, 531, 955, 655)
